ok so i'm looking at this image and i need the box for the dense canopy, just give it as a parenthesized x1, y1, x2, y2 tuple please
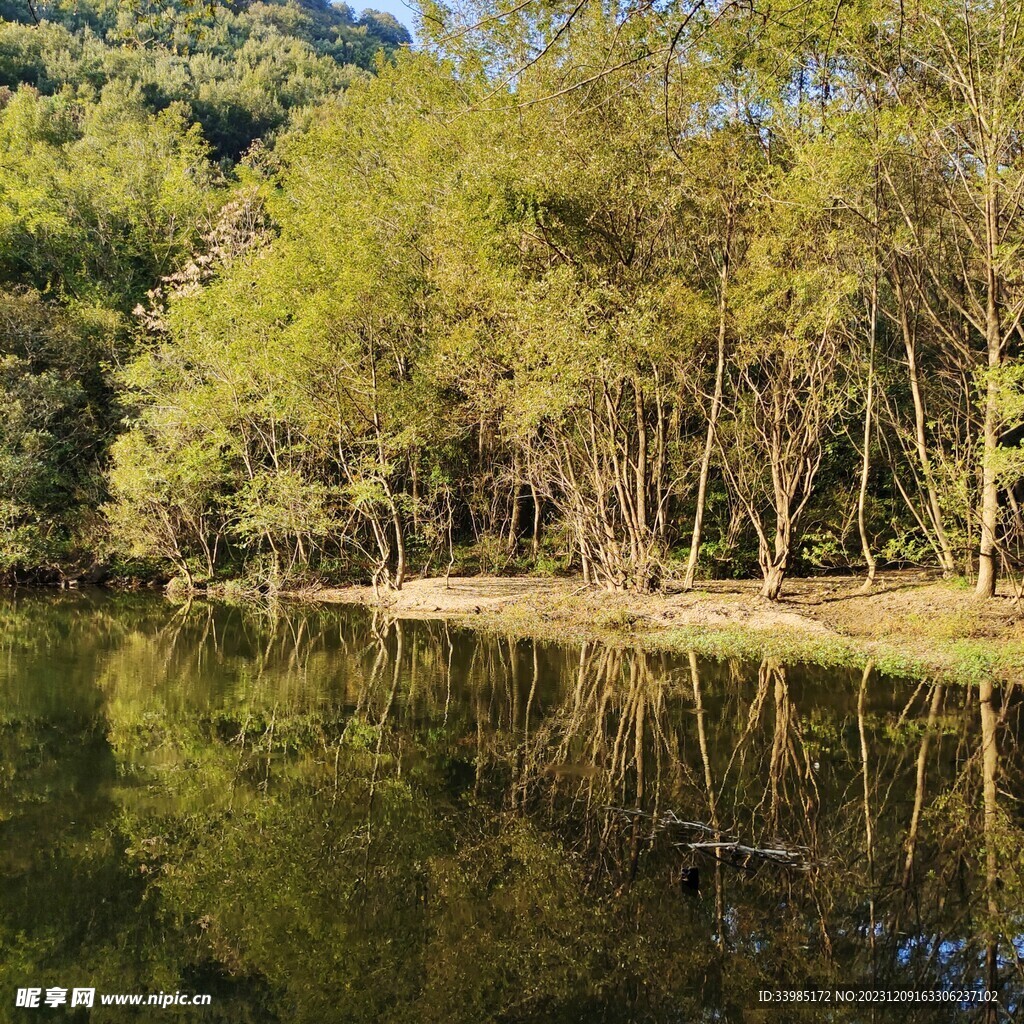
(2, 0, 1023, 601)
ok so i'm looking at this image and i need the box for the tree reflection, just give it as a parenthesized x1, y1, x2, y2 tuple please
(1, 592, 1022, 1022)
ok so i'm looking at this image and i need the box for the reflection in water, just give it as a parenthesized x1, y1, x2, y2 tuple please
(1, 590, 1022, 1022)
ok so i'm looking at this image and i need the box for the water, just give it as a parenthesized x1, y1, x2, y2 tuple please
(1, 590, 1021, 1022)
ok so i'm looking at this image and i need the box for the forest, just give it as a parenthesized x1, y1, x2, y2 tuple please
(2, 0, 1023, 601)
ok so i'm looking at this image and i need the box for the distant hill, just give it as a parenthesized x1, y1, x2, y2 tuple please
(0, 0, 411, 158)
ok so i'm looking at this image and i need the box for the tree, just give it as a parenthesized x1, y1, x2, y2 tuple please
(720, 154, 855, 599)
(888, 0, 1024, 596)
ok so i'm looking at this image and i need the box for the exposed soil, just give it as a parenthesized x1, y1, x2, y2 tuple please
(290, 569, 1024, 682)
(310, 575, 835, 632)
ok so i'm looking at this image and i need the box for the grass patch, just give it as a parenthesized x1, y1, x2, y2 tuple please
(450, 610, 1017, 686)
(286, 572, 1024, 687)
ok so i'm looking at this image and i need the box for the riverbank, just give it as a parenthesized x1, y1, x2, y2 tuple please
(288, 570, 1024, 684)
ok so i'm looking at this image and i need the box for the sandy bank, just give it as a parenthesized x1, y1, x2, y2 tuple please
(286, 571, 1024, 683)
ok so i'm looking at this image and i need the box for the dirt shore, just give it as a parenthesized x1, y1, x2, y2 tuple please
(287, 570, 1024, 683)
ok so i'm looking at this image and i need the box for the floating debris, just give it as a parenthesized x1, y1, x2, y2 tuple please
(604, 806, 812, 871)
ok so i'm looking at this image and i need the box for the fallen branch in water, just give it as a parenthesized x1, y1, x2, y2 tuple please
(604, 806, 811, 870)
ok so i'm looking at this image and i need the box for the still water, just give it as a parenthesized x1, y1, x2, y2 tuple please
(1, 590, 1022, 1022)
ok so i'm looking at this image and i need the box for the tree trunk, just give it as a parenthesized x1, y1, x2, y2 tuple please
(760, 562, 786, 601)
(507, 480, 521, 553)
(759, 541, 788, 600)
(759, 515, 790, 601)
(392, 505, 406, 590)
(634, 382, 648, 535)
(859, 277, 878, 592)
(684, 241, 729, 592)
(895, 277, 956, 574)
(976, 217, 1002, 598)
(530, 482, 541, 558)
(976, 376, 999, 598)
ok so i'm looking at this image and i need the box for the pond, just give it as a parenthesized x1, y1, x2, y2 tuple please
(1, 590, 1022, 1022)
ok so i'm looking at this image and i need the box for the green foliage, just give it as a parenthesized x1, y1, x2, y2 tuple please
(0, 290, 120, 575)
(0, 0, 408, 581)
(0, 0, 410, 158)
(6, 0, 1024, 597)
(0, 85, 217, 306)
(5, 596, 1022, 1019)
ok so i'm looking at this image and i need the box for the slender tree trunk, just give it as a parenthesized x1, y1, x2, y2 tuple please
(391, 504, 406, 590)
(895, 277, 956, 573)
(977, 375, 1000, 597)
(507, 479, 521, 553)
(859, 277, 878, 592)
(410, 457, 420, 532)
(530, 481, 542, 558)
(684, 243, 730, 592)
(634, 382, 648, 535)
(976, 217, 1002, 598)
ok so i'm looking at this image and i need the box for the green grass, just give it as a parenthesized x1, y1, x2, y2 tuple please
(646, 625, 1024, 686)
(458, 608, 1020, 686)
(278, 576, 1024, 688)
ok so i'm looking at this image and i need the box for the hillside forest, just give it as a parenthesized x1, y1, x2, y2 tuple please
(3, 0, 1024, 600)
